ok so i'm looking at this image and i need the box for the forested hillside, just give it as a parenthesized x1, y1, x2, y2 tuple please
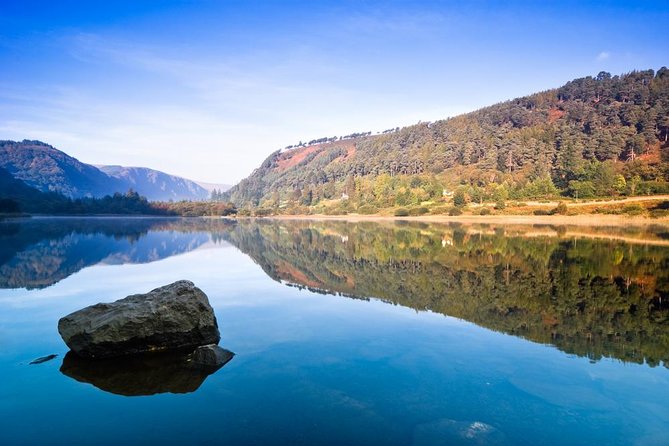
(227, 68, 669, 213)
(0, 166, 173, 215)
(0, 140, 124, 198)
(0, 166, 65, 214)
(0, 140, 211, 201)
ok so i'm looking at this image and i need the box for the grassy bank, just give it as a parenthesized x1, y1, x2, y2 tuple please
(266, 212, 669, 228)
(237, 195, 669, 225)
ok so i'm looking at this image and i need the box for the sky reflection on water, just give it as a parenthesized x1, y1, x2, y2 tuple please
(0, 218, 668, 445)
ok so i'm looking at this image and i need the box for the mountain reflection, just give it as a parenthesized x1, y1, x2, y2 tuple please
(0, 217, 234, 289)
(220, 220, 669, 368)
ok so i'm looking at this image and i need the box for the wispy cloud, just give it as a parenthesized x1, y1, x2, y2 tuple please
(596, 51, 610, 61)
(66, 32, 358, 112)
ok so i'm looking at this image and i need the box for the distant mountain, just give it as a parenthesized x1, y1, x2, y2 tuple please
(97, 165, 209, 201)
(0, 140, 214, 201)
(0, 166, 174, 215)
(226, 68, 669, 209)
(0, 140, 124, 198)
(0, 166, 75, 213)
(0, 166, 47, 203)
(194, 181, 232, 194)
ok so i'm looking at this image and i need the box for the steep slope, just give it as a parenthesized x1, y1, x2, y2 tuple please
(0, 167, 173, 215)
(0, 140, 124, 198)
(0, 140, 216, 201)
(227, 68, 669, 209)
(98, 165, 210, 201)
(0, 166, 69, 213)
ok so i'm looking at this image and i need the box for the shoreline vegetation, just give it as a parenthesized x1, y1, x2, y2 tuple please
(231, 194, 669, 225)
(265, 212, 669, 229)
(3, 194, 669, 227)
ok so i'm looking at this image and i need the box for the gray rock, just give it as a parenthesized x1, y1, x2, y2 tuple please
(29, 354, 58, 365)
(188, 344, 234, 369)
(58, 280, 220, 358)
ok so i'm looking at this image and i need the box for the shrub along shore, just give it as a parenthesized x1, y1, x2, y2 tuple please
(233, 194, 669, 222)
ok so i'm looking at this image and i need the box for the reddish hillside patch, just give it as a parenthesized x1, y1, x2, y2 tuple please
(276, 145, 321, 171)
(638, 141, 661, 163)
(343, 142, 357, 159)
(330, 141, 357, 164)
(547, 108, 565, 123)
(276, 140, 358, 171)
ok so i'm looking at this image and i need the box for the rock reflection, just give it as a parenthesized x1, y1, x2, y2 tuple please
(60, 347, 234, 396)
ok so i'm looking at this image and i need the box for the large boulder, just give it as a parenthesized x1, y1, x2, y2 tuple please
(58, 280, 220, 359)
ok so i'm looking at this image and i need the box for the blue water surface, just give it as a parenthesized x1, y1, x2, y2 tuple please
(0, 218, 668, 446)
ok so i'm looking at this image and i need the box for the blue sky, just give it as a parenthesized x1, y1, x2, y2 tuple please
(0, 0, 667, 183)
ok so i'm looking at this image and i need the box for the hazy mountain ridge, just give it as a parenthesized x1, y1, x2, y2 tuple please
(226, 68, 669, 209)
(0, 140, 213, 201)
(194, 180, 232, 194)
(0, 140, 124, 198)
(97, 165, 210, 201)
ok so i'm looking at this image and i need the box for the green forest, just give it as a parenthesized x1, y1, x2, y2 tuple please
(221, 220, 669, 367)
(227, 68, 669, 215)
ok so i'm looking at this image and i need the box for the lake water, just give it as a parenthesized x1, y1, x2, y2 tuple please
(1, 217, 668, 445)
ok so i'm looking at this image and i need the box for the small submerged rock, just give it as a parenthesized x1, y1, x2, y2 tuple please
(29, 354, 58, 365)
(57, 280, 220, 359)
(189, 344, 234, 369)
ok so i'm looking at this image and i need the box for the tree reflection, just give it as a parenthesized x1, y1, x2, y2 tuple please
(221, 220, 669, 368)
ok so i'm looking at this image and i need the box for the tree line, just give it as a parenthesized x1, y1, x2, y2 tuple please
(226, 68, 669, 212)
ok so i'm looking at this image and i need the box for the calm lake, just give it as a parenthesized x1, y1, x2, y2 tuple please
(1, 217, 668, 445)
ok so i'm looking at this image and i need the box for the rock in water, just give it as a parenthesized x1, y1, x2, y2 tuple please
(58, 280, 220, 358)
(189, 344, 235, 369)
(29, 354, 58, 365)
